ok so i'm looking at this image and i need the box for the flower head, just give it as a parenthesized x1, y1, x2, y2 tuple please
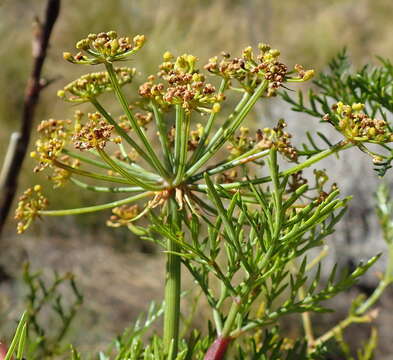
(63, 31, 145, 64)
(57, 67, 135, 103)
(326, 102, 393, 143)
(31, 118, 72, 172)
(106, 204, 139, 227)
(15, 185, 49, 234)
(139, 53, 224, 112)
(256, 119, 298, 161)
(72, 112, 115, 150)
(48, 155, 80, 188)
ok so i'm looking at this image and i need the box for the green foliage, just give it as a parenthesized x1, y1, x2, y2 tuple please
(22, 264, 83, 359)
(281, 50, 393, 176)
(9, 32, 393, 359)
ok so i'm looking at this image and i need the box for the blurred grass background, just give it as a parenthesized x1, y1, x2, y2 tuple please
(1, 0, 393, 357)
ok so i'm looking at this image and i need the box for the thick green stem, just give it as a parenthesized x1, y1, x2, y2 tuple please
(164, 197, 182, 358)
(222, 301, 240, 338)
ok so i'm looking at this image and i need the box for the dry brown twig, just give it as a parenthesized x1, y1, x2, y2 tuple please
(0, 0, 61, 236)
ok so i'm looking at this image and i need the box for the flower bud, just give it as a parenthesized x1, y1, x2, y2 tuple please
(133, 35, 146, 49)
(302, 69, 315, 81)
(212, 103, 221, 113)
(107, 30, 117, 39)
(76, 39, 89, 50)
(163, 51, 173, 61)
(269, 49, 280, 58)
(258, 43, 271, 52)
(63, 52, 73, 61)
(352, 103, 365, 112)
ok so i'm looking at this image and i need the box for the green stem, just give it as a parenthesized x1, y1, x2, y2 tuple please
(192, 141, 353, 191)
(188, 79, 228, 166)
(64, 147, 161, 183)
(39, 191, 152, 216)
(70, 178, 143, 193)
(174, 111, 191, 185)
(355, 243, 393, 315)
(312, 314, 372, 349)
(61, 149, 111, 170)
(269, 148, 283, 241)
(189, 149, 269, 182)
(164, 197, 182, 358)
(90, 148, 162, 183)
(222, 300, 240, 338)
(91, 98, 154, 170)
(53, 160, 132, 185)
(96, 148, 160, 190)
(186, 81, 267, 178)
(173, 105, 185, 175)
(105, 63, 170, 179)
(151, 100, 172, 170)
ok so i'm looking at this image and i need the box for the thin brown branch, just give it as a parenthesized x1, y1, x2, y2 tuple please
(0, 0, 61, 235)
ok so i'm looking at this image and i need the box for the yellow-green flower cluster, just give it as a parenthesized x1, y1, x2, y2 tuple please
(326, 102, 393, 143)
(106, 204, 139, 227)
(57, 67, 135, 103)
(15, 185, 49, 234)
(31, 118, 72, 172)
(227, 127, 254, 159)
(48, 155, 80, 188)
(63, 31, 145, 64)
(139, 53, 224, 112)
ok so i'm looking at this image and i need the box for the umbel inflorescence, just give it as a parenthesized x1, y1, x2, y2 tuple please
(15, 31, 318, 234)
(16, 32, 392, 234)
(13, 31, 393, 360)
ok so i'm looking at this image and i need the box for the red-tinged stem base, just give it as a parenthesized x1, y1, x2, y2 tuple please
(204, 336, 233, 360)
(0, 343, 8, 360)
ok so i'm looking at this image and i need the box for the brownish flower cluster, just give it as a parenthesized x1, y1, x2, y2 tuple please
(72, 112, 115, 150)
(135, 112, 153, 128)
(57, 67, 135, 103)
(325, 102, 393, 143)
(255, 119, 298, 161)
(139, 53, 224, 112)
(106, 204, 139, 227)
(204, 44, 295, 96)
(63, 31, 145, 64)
(15, 185, 49, 234)
(31, 118, 72, 172)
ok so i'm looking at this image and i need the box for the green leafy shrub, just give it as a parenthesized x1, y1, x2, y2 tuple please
(6, 33, 393, 359)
